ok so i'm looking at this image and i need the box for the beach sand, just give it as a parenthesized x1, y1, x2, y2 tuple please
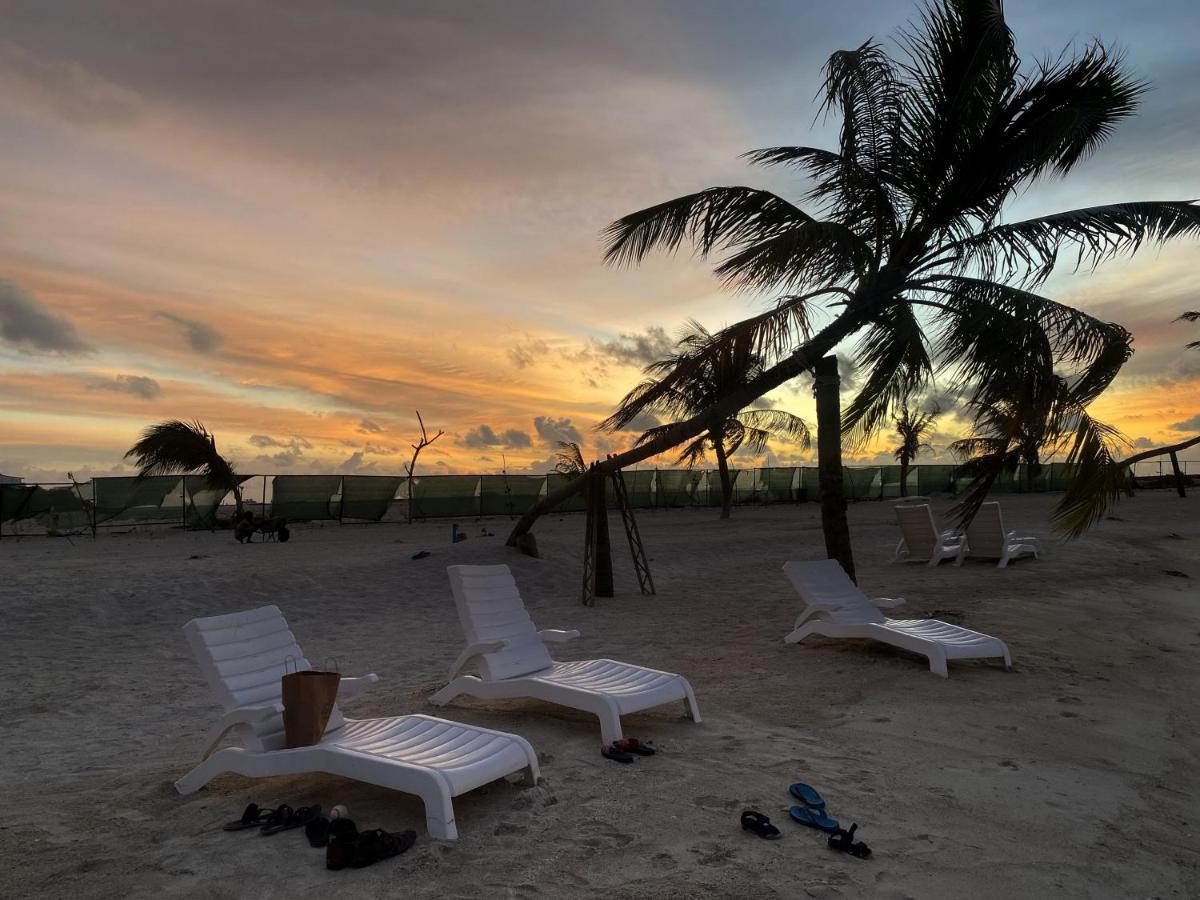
(1, 492, 1196, 898)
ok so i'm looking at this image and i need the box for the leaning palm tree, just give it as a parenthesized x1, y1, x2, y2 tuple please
(1177, 311, 1200, 350)
(124, 420, 243, 517)
(508, 0, 1200, 549)
(603, 323, 811, 519)
(891, 402, 940, 496)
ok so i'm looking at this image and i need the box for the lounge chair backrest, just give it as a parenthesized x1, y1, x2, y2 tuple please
(964, 501, 1006, 556)
(447, 565, 555, 681)
(183, 605, 344, 752)
(894, 504, 940, 557)
(782, 559, 886, 624)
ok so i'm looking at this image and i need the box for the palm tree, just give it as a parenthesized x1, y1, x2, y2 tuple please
(508, 0, 1200, 549)
(891, 402, 939, 496)
(1177, 311, 1200, 350)
(124, 420, 243, 517)
(553, 441, 587, 477)
(603, 323, 811, 519)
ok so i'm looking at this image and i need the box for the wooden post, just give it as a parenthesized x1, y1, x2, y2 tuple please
(813, 355, 855, 581)
(593, 469, 614, 598)
(1169, 451, 1187, 498)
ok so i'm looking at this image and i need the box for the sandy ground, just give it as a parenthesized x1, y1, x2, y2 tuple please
(1, 491, 1197, 899)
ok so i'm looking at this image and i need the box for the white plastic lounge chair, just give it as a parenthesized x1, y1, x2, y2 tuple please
(430, 565, 701, 743)
(892, 504, 966, 566)
(782, 560, 1012, 677)
(176, 605, 539, 840)
(964, 501, 1039, 568)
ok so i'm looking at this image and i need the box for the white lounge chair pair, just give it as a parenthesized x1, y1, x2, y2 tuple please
(893, 501, 1038, 568)
(783, 559, 1012, 677)
(176, 565, 699, 839)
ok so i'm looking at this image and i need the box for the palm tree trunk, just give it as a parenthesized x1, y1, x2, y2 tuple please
(506, 305, 873, 546)
(814, 355, 855, 581)
(899, 456, 910, 497)
(712, 430, 733, 519)
(232, 482, 244, 519)
(589, 469, 614, 597)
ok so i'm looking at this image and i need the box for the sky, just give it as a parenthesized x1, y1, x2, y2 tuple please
(1, 0, 1198, 483)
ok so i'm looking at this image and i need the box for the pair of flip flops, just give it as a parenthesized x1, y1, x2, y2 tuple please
(222, 803, 322, 836)
(787, 783, 839, 833)
(600, 738, 656, 764)
(325, 818, 417, 870)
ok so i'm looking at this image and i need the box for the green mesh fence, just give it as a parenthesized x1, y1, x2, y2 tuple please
(1047, 463, 1075, 491)
(0, 483, 90, 530)
(271, 475, 341, 520)
(623, 470, 656, 509)
(480, 475, 544, 517)
(183, 475, 253, 527)
(340, 475, 403, 521)
(880, 465, 904, 498)
(843, 466, 882, 500)
(914, 465, 955, 495)
(545, 474, 589, 512)
(410, 475, 480, 518)
(760, 467, 798, 503)
(93, 475, 183, 524)
(656, 470, 701, 507)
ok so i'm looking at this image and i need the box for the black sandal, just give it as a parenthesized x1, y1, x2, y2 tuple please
(325, 819, 360, 870)
(601, 744, 635, 764)
(222, 803, 272, 831)
(741, 810, 782, 840)
(261, 804, 321, 836)
(612, 738, 656, 756)
(350, 829, 417, 868)
(828, 823, 871, 858)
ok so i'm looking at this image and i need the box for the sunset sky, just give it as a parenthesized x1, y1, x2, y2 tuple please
(2, 0, 1198, 483)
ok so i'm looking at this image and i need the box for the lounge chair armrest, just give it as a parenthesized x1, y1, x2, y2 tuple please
(872, 596, 906, 609)
(337, 674, 380, 700)
(447, 641, 507, 680)
(201, 703, 284, 759)
(805, 600, 844, 613)
(537, 629, 580, 643)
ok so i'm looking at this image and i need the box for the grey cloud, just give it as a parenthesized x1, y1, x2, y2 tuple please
(88, 373, 161, 399)
(1168, 413, 1200, 431)
(1132, 436, 1156, 449)
(156, 311, 223, 352)
(593, 326, 674, 369)
(0, 39, 141, 126)
(357, 418, 383, 433)
(461, 424, 533, 449)
(362, 443, 400, 456)
(0, 280, 90, 353)
(508, 338, 549, 369)
(339, 451, 379, 474)
(612, 411, 661, 433)
(533, 416, 582, 445)
(248, 434, 312, 450)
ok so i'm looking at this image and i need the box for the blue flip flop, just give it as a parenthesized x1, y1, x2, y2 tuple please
(788, 783, 826, 808)
(789, 805, 840, 833)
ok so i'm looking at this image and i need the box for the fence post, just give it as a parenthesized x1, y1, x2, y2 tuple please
(338, 476, 346, 522)
(181, 475, 187, 529)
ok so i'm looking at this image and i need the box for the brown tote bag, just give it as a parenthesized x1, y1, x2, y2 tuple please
(281, 657, 341, 749)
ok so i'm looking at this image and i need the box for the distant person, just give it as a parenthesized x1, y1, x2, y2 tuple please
(234, 510, 257, 543)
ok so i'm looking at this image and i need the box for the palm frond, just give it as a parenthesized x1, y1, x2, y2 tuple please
(737, 409, 813, 451)
(1051, 411, 1129, 538)
(841, 303, 932, 449)
(602, 187, 816, 268)
(1178, 310, 1200, 350)
(951, 201, 1200, 285)
(553, 441, 587, 477)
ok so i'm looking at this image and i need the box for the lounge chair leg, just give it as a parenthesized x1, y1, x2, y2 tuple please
(927, 653, 949, 678)
(784, 622, 816, 645)
(419, 786, 458, 841)
(174, 748, 241, 795)
(429, 678, 469, 707)
(681, 680, 702, 724)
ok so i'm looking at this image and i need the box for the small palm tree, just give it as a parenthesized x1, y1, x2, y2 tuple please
(891, 402, 940, 496)
(553, 441, 587, 477)
(603, 323, 811, 519)
(1178, 311, 1200, 350)
(125, 420, 243, 517)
